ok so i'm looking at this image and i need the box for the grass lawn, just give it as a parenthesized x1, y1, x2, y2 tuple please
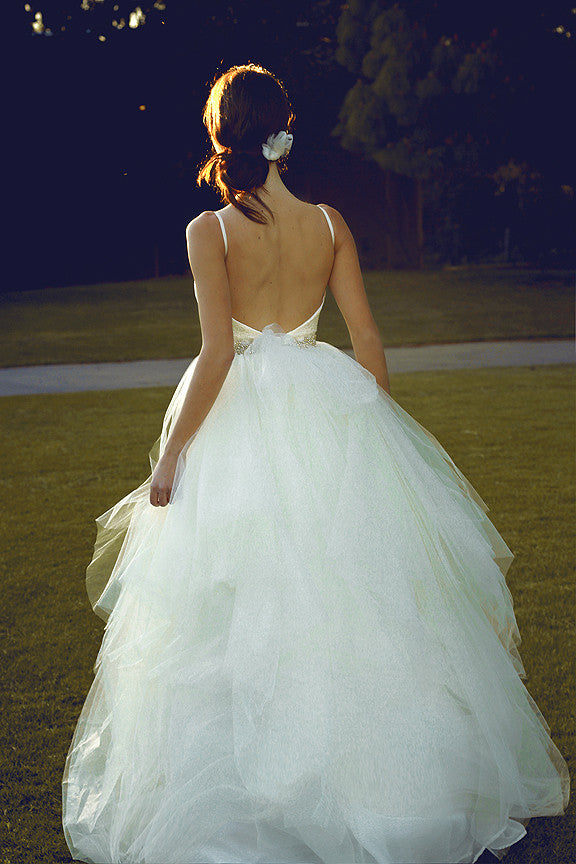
(0, 365, 574, 863)
(0, 266, 573, 368)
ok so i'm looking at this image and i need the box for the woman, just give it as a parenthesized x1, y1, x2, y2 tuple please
(63, 64, 569, 864)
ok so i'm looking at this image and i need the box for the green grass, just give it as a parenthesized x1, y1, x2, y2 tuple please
(0, 365, 574, 863)
(1, 267, 573, 368)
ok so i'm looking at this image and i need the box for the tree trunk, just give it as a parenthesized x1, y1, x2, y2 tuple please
(384, 172, 393, 267)
(415, 178, 424, 269)
(504, 226, 510, 263)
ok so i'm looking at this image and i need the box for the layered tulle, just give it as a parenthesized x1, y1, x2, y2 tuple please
(63, 326, 569, 864)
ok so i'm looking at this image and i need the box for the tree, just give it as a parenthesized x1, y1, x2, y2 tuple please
(23, 0, 167, 38)
(334, 1, 576, 263)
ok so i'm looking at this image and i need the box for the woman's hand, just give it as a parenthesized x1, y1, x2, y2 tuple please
(150, 452, 179, 507)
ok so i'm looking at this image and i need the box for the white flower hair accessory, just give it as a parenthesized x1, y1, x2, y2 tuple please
(262, 131, 293, 161)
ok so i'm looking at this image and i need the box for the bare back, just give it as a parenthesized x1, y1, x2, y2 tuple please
(215, 198, 334, 332)
(186, 178, 389, 392)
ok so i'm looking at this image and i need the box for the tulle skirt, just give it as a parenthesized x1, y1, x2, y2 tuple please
(63, 325, 569, 864)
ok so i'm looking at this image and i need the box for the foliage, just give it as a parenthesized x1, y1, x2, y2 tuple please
(334, 1, 575, 180)
(17, 1, 576, 280)
(334, 1, 502, 179)
(333, 2, 576, 262)
(24, 0, 166, 37)
(23, 0, 342, 52)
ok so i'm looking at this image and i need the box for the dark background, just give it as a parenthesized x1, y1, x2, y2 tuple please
(10, 0, 576, 292)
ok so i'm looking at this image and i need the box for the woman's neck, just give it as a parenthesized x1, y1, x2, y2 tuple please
(240, 163, 295, 221)
(260, 162, 292, 200)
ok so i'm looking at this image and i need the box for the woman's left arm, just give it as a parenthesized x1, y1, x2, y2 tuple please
(150, 212, 235, 507)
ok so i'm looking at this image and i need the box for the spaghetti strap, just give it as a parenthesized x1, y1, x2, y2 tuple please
(317, 205, 335, 246)
(213, 210, 228, 257)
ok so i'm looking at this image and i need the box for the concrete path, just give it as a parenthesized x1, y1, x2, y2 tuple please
(0, 339, 573, 396)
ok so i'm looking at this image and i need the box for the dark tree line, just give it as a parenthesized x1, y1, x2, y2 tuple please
(334, 0, 576, 264)
(11, 1, 575, 291)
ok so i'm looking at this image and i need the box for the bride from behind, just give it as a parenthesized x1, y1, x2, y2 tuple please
(63, 63, 569, 864)
(148, 66, 389, 508)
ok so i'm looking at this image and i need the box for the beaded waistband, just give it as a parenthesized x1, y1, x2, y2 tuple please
(234, 333, 317, 355)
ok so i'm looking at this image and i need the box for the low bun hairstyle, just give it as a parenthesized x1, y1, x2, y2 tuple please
(197, 64, 295, 224)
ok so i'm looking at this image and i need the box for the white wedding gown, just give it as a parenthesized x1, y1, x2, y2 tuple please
(63, 208, 569, 864)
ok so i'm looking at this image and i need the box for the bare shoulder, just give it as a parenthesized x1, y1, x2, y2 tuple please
(186, 210, 227, 261)
(186, 210, 218, 239)
(317, 203, 354, 247)
(316, 202, 342, 221)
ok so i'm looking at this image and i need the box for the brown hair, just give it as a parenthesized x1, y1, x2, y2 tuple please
(197, 64, 295, 224)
